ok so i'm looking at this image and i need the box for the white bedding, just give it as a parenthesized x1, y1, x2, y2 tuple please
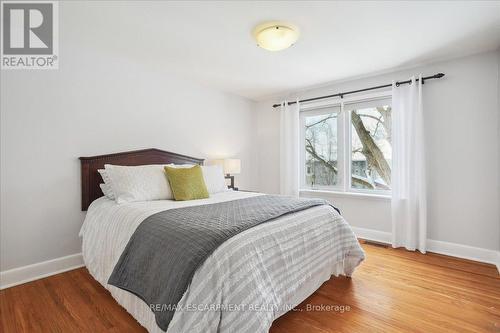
(80, 191, 364, 333)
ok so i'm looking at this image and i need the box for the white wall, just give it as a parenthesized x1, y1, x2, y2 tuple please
(498, 49, 500, 250)
(0, 16, 257, 272)
(256, 51, 500, 252)
(1, 2, 498, 278)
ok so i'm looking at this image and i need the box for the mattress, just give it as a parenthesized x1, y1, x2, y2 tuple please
(80, 191, 364, 332)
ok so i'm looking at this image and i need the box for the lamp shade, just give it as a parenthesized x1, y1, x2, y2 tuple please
(223, 159, 241, 175)
(205, 159, 224, 167)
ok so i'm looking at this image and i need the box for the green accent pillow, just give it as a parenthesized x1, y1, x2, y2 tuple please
(164, 165, 209, 201)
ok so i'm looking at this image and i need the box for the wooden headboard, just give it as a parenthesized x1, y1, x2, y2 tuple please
(79, 148, 204, 211)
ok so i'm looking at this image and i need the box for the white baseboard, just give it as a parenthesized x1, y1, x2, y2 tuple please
(351, 226, 392, 244)
(1, 227, 499, 289)
(0, 253, 84, 290)
(426, 239, 500, 269)
(351, 226, 500, 273)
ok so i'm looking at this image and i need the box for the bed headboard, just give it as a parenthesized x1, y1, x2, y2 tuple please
(79, 148, 204, 211)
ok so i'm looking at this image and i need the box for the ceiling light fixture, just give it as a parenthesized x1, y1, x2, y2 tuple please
(252, 22, 299, 51)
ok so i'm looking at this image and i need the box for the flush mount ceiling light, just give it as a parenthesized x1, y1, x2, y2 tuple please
(252, 22, 299, 51)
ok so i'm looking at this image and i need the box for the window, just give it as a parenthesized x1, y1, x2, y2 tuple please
(300, 95, 392, 194)
(304, 106, 340, 188)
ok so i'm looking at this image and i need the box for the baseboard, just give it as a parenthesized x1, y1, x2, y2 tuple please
(351, 227, 392, 244)
(1, 228, 499, 289)
(426, 239, 499, 269)
(0, 253, 84, 290)
(351, 226, 500, 273)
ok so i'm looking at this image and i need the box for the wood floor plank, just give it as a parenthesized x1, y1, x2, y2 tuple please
(1, 243, 498, 332)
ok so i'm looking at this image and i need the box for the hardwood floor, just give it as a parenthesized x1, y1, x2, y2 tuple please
(1, 242, 498, 332)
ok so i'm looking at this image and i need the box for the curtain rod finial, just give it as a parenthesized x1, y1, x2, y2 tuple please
(436, 73, 445, 78)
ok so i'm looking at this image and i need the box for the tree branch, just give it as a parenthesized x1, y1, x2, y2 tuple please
(351, 112, 391, 186)
(305, 115, 336, 129)
(357, 113, 384, 136)
(376, 106, 392, 142)
(305, 138, 337, 174)
(306, 138, 375, 188)
(357, 114, 382, 122)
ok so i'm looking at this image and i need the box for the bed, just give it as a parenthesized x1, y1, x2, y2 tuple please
(79, 148, 365, 333)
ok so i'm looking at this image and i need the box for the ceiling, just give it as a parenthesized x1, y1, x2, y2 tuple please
(66, 1, 500, 101)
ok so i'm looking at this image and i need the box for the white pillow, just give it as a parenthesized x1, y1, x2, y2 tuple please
(165, 163, 194, 168)
(98, 169, 115, 200)
(99, 183, 115, 200)
(201, 165, 228, 194)
(98, 168, 112, 184)
(104, 164, 173, 204)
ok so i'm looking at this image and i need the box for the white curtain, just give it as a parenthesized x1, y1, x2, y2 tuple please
(279, 100, 300, 197)
(391, 75, 427, 253)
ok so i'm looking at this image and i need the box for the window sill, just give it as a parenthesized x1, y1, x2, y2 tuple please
(300, 189, 391, 201)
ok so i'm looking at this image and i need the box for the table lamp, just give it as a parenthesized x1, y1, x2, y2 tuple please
(223, 159, 241, 190)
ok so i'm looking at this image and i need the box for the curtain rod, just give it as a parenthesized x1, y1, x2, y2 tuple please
(272, 73, 445, 108)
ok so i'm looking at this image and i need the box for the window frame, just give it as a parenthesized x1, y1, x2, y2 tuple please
(299, 91, 392, 196)
(300, 104, 344, 192)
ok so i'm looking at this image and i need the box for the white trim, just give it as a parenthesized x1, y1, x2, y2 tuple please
(350, 226, 500, 273)
(300, 189, 391, 201)
(426, 239, 500, 270)
(299, 91, 392, 111)
(300, 99, 342, 111)
(351, 226, 392, 243)
(0, 253, 84, 290)
(0, 231, 497, 289)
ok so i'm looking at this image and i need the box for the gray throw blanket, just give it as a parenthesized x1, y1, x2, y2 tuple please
(108, 195, 338, 331)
